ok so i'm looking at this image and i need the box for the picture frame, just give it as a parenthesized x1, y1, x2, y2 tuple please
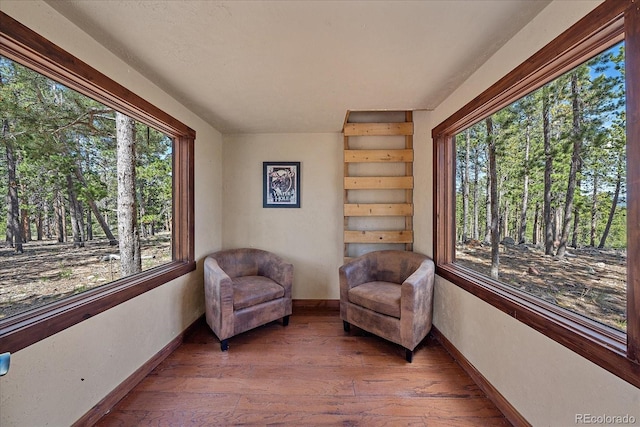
(263, 161, 301, 208)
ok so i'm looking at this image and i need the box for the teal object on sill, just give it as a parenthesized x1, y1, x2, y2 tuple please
(0, 352, 10, 376)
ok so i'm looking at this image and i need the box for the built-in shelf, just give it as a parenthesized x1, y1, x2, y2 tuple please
(343, 111, 414, 260)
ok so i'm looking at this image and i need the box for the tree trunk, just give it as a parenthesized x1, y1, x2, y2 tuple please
(43, 198, 51, 239)
(571, 156, 583, 248)
(36, 208, 43, 241)
(484, 145, 492, 244)
(486, 118, 500, 279)
(533, 202, 540, 245)
(55, 190, 65, 243)
(139, 204, 148, 238)
(557, 72, 583, 258)
(543, 87, 554, 255)
(598, 169, 622, 248)
(518, 125, 531, 244)
(590, 174, 599, 247)
(502, 200, 509, 240)
(73, 163, 117, 245)
(4, 119, 24, 253)
(554, 207, 562, 244)
(571, 209, 581, 248)
(473, 147, 480, 240)
(66, 174, 85, 248)
(5, 197, 12, 246)
(116, 112, 141, 276)
(462, 129, 470, 242)
(86, 208, 93, 241)
(21, 207, 30, 242)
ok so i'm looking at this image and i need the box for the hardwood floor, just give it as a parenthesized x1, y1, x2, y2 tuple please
(96, 309, 511, 426)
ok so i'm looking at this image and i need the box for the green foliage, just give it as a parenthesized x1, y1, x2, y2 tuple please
(455, 42, 626, 250)
(0, 54, 173, 244)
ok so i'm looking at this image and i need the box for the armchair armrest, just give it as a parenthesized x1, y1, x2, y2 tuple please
(339, 255, 373, 320)
(204, 256, 235, 339)
(400, 258, 435, 350)
(260, 254, 294, 299)
(339, 255, 373, 291)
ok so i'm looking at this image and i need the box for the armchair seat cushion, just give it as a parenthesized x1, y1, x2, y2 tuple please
(233, 276, 285, 310)
(348, 281, 401, 318)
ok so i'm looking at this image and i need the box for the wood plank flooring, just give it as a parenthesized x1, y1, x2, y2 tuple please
(96, 309, 511, 426)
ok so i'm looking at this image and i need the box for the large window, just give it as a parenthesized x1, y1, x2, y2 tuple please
(433, 0, 639, 388)
(0, 12, 195, 353)
(455, 42, 626, 332)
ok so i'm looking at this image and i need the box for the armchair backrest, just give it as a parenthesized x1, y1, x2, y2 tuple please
(211, 248, 277, 278)
(368, 250, 428, 284)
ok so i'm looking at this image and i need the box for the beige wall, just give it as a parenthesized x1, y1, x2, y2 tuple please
(422, 0, 640, 425)
(220, 129, 426, 300)
(222, 133, 344, 299)
(0, 1, 223, 426)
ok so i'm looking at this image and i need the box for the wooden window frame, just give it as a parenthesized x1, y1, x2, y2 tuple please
(0, 12, 196, 353)
(432, 0, 639, 388)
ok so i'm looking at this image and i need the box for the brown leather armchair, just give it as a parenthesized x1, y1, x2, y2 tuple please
(204, 248, 293, 351)
(339, 250, 435, 362)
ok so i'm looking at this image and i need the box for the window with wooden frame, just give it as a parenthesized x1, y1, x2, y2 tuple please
(432, 0, 639, 388)
(0, 12, 195, 353)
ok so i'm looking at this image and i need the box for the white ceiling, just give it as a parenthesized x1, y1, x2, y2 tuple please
(46, 0, 551, 134)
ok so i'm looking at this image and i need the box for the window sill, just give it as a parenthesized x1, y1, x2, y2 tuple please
(436, 262, 639, 389)
(0, 260, 196, 354)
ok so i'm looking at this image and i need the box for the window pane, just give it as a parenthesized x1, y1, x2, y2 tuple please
(0, 56, 173, 320)
(454, 42, 627, 331)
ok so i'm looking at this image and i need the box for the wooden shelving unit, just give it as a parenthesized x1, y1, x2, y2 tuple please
(343, 111, 414, 260)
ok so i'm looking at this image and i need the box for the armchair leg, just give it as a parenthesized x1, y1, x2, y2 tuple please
(283, 315, 290, 326)
(343, 321, 350, 333)
(220, 339, 229, 352)
(405, 348, 413, 363)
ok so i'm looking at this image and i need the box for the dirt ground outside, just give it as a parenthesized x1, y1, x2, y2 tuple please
(0, 235, 627, 332)
(455, 240, 627, 331)
(0, 234, 171, 320)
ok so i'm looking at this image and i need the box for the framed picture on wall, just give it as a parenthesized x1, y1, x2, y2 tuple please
(263, 162, 301, 208)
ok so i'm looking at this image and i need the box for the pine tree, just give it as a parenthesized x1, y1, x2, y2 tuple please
(542, 85, 554, 255)
(557, 70, 585, 258)
(486, 117, 499, 279)
(116, 112, 141, 276)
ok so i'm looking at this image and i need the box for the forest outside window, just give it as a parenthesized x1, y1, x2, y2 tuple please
(0, 12, 195, 353)
(1, 55, 174, 318)
(455, 42, 626, 332)
(432, 0, 639, 388)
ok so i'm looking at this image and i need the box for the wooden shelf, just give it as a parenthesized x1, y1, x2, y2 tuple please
(344, 230, 414, 244)
(343, 111, 414, 257)
(344, 203, 413, 216)
(344, 176, 413, 189)
(343, 122, 413, 136)
(344, 149, 413, 163)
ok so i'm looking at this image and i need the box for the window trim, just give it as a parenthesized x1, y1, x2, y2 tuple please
(0, 11, 196, 353)
(432, 0, 639, 388)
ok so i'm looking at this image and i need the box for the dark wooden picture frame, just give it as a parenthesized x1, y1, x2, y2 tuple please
(263, 162, 301, 208)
